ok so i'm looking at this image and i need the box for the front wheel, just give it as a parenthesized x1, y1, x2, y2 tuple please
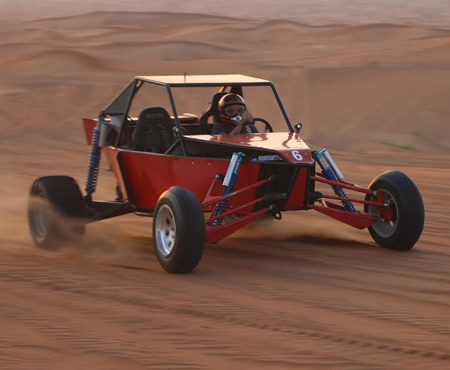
(153, 186, 205, 273)
(365, 170, 424, 251)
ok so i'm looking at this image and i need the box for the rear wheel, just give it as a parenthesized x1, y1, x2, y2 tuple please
(365, 170, 424, 251)
(153, 186, 205, 273)
(28, 176, 86, 250)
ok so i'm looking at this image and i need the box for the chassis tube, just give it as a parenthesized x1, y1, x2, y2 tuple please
(320, 194, 383, 207)
(202, 177, 271, 209)
(311, 176, 373, 195)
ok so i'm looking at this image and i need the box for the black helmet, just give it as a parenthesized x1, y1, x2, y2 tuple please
(218, 93, 246, 124)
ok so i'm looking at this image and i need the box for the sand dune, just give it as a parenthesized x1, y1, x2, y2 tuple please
(313, 23, 450, 43)
(1, 49, 106, 73)
(0, 8, 450, 370)
(3, 0, 450, 25)
(25, 11, 239, 30)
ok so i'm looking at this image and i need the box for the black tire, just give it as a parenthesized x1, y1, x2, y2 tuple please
(153, 186, 205, 273)
(364, 170, 424, 251)
(27, 176, 86, 250)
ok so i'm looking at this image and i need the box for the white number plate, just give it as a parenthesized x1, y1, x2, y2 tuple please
(291, 150, 303, 161)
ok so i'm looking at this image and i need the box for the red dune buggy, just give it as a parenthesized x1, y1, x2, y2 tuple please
(27, 74, 424, 273)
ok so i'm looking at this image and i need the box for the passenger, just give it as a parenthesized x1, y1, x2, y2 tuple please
(212, 93, 259, 135)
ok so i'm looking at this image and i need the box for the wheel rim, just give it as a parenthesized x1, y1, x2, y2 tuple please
(155, 204, 176, 257)
(368, 189, 399, 238)
(28, 196, 50, 244)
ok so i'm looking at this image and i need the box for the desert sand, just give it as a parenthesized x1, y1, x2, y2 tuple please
(1, 5, 450, 370)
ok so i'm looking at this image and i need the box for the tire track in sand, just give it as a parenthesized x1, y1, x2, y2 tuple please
(0, 252, 449, 366)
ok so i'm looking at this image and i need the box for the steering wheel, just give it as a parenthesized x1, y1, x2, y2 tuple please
(252, 117, 273, 133)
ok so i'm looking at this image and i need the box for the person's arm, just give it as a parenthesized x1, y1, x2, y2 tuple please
(230, 111, 254, 134)
(230, 120, 246, 134)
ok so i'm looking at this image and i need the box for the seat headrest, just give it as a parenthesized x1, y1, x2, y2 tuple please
(138, 107, 172, 125)
(133, 107, 174, 153)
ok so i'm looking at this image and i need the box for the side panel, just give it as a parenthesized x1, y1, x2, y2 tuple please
(117, 151, 261, 210)
(284, 167, 308, 210)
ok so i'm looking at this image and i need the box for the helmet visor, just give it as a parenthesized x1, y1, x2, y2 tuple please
(224, 104, 245, 117)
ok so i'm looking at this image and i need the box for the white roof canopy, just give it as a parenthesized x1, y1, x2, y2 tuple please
(136, 74, 271, 86)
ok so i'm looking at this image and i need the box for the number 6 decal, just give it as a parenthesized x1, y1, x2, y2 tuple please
(292, 150, 303, 161)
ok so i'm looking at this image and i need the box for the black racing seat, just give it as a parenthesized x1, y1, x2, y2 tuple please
(133, 107, 174, 153)
(198, 92, 228, 134)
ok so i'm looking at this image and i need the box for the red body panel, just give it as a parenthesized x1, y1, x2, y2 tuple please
(82, 115, 199, 146)
(284, 168, 308, 210)
(190, 132, 312, 164)
(87, 117, 314, 212)
(108, 149, 261, 210)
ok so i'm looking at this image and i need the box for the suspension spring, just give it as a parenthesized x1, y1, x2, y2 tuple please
(211, 173, 238, 226)
(85, 123, 102, 200)
(322, 167, 357, 212)
(210, 152, 245, 226)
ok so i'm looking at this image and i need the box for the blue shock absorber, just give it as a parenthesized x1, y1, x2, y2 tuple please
(315, 149, 357, 212)
(85, 115, 106, 200)
(211, 152, 245, 225)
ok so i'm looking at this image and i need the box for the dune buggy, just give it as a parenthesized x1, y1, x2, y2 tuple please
(27, 74, 424, 273)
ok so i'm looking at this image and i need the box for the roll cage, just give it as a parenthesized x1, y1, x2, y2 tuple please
(101, 74, 294, 155)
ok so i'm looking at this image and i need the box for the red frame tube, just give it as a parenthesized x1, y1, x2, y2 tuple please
(311, 204, 375, 229)
(202, 177, 270, 209)
(312, 175, 373, 195)
(201, 175, 272, 243)
(206, 198, 264, 224)
(310, 173, 381, 229)
(205, 208, 269, 243)
(320, 194, 383, 207)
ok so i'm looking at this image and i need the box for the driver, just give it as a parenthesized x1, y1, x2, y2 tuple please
(212, 93, 259, 135)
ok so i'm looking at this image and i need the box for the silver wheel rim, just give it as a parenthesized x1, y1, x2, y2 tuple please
(155, 204, 176, 257)
(29, 196, 49, 244)
(368, 189, 398, 238)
